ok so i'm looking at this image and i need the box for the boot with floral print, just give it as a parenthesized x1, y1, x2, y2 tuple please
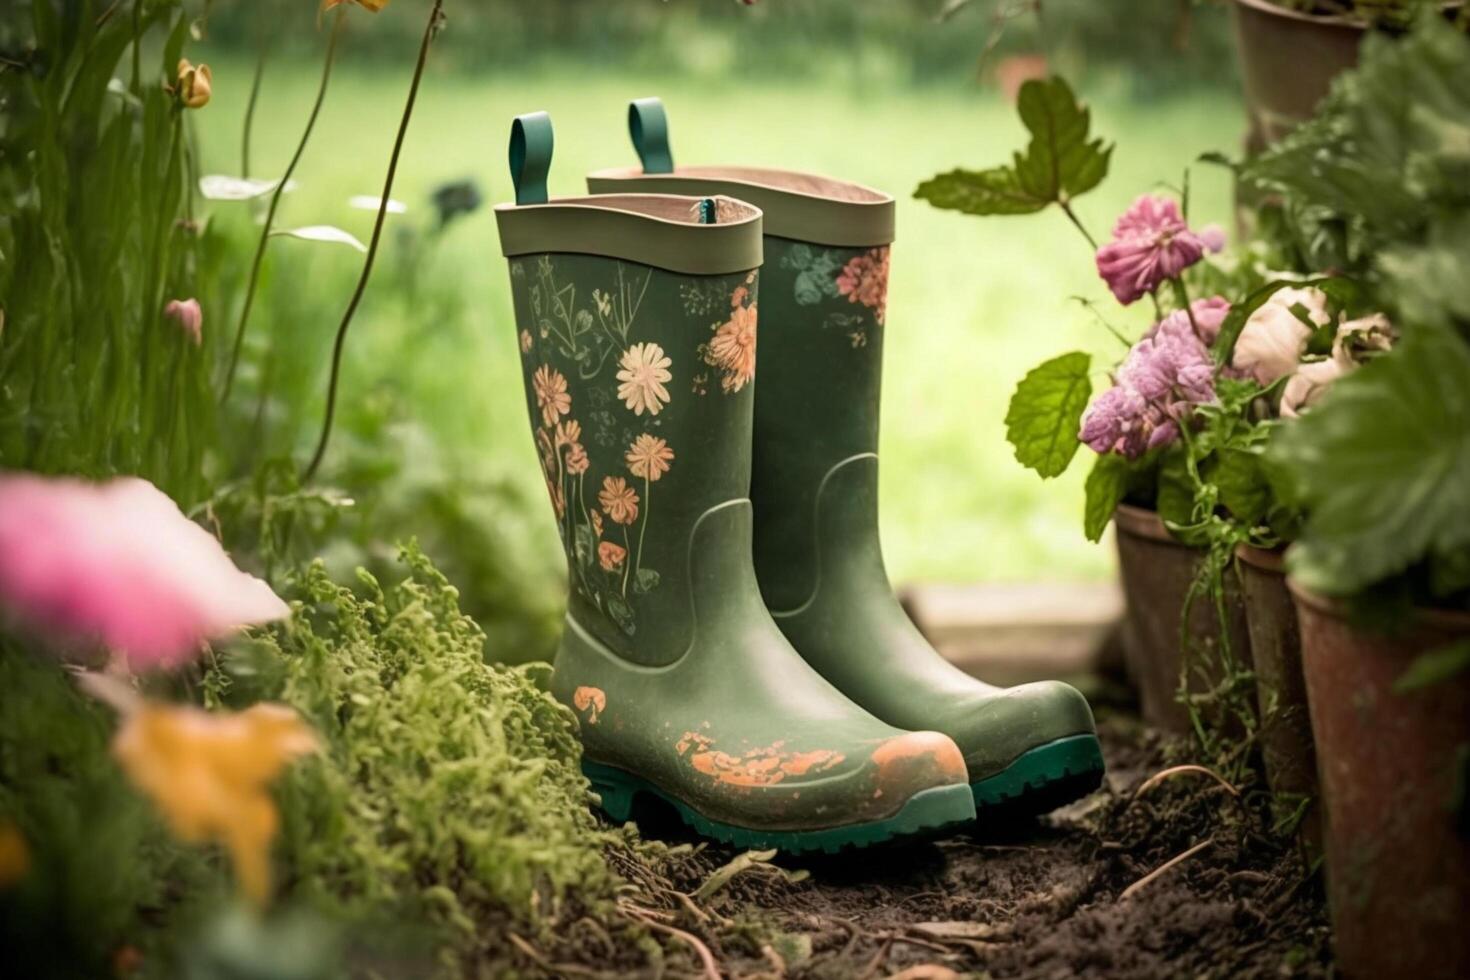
(588, 99, 1105, 817)
(494, 112, 975, 852)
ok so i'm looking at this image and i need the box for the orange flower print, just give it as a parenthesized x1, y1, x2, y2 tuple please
(598, 476, 640, 525)
(565, 442, 589, 476)
(598, 540, 627, 571)
(706, 304, 758, 393)
(554, 419, 582, 447)
(533, 364, 571, 427)
(836, 247, 890, 325)
(625, 434, 675, 482)
(590, 508, 604, 538)
(616, 342, 672, 417)
(519, 329, 533, 354)
(535, 428, 557, 479)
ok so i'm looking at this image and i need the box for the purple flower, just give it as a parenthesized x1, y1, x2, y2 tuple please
(1080, 308, 1217, 459)
(164, 298, 202, 346)
(1199, 224, 1227, 254)
(1094, 195, 1207, 305)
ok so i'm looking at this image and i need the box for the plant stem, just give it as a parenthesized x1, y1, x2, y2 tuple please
(241, 42, 269, 178)
(304, 0, 445, 482)
(130, 0, 142, 92)
(634, 475, 650, 579)
(221, 9, 345, 404)
(1059, 199, 1098, 251)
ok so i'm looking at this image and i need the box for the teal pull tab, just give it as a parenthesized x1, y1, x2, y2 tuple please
(696, 198, 716, 224)
(628, 97, 674, 174)
(509, 111, 553, 205)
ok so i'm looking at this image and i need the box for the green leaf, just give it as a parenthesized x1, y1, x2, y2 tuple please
(914, 166, 1048, 216)
(1004, 352, 1091, 478)
(915, 76, 1111, 216)
(1083, 453, 1128, 542)
(1207, 447, 1270, 527)
(1274, 328, 1470, 596)
(1394, 641, 1470, 693)
(632, 568, 660, 595)
(1013, 76, 1112, 203)
(1154, 447, 1195, 529)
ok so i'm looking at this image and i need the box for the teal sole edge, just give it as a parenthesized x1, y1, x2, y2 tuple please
(969, 733, 1106, 816)
(582, 760, 976, 854)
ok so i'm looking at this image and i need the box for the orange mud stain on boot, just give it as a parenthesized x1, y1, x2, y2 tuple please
(572, 686, 606, 725)
(675, 732, 844, 788)
(869, 731, 967, 790)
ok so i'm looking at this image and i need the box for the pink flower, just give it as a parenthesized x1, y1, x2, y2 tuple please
(1094, 195, 1207, 305)
(835, 247, 890, 325)
(1199, 224, 1227, 254)
(0, 474, 288, 668)
(1080, 310, 1216, 458)
(164, 299, 202, 346)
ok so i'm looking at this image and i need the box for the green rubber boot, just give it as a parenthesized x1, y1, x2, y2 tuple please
(493, 113, 975, 852)
(588, 99, 1105, 817)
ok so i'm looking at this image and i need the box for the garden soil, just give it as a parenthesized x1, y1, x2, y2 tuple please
(503, 715, 1332, 980)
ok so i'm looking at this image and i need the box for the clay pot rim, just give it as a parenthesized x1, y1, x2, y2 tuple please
(1233, 0, 1464, 30)
(1235, 542, 1286, 574)
(1112, 503, 1194, 549)
(1287, 578, 1470, 632)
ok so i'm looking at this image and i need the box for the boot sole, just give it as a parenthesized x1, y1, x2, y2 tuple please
(969, 733, 1105, 817)
(583, 760, 976, 854)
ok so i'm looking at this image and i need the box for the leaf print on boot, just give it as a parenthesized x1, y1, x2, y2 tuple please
(497, 111, 974, 850)
(587, 99, 1104, 822)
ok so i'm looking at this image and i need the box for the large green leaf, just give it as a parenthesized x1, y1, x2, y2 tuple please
(1395, 641, 1470, 693)
(1013, 76, 1112, 204)
(1004, 351, 1091, 478)
(1273, 328, 1470, 596)
(915, 76, 1111, 216)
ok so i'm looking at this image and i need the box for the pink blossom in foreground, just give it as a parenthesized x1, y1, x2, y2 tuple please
(1094, 195, 1207, 305)
(1080, 308, 1217, 458)
(0, 474, 288, 668)
(164, 299, 202, 346)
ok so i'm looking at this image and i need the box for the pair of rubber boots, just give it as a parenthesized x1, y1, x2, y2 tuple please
(494, 100, 1103, 852)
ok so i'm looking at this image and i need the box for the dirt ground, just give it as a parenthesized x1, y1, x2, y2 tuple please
(509, 713, 1333, 980)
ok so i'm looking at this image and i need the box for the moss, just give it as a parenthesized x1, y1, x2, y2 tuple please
(234, 544, 619, 967)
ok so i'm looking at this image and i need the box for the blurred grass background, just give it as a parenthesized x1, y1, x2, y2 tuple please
(184, 0, 1245, 640)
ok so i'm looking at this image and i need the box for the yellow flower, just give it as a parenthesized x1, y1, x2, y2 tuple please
(323, 0, 391, 13)
(0, 821, 30, 890)
(616, 342, 673, 417)
(174, 59, 212, 110)
(625, 434, 675, 482)
(113, 702, 318, 905)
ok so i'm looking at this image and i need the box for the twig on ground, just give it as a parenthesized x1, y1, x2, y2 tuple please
(1120, 837, 1215, 901)
(621, 903, 721, 980)
(505, 932, 601, 978)
(1135, 764, 1240, 799)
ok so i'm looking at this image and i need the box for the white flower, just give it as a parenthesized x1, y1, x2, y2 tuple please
(1332, 313, 1395, 367)
(616, 342, 672, 416)
(1280, 358, 1348, 418)
(1232, 287, 1330, 385)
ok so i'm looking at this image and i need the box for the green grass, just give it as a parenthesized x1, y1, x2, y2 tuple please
(193, 55, 1244, 586)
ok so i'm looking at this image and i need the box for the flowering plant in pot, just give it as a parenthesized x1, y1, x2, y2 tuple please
(912, 79, 1249, 747)
(1233, 14, 1470, 978)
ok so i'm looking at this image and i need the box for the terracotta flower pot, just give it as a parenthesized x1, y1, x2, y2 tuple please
(1113, 504, 1252, 733)
(1291, 582, 1470, 980)
(1230, 0, 1366, 150)
(1236, 544, 1320, 855)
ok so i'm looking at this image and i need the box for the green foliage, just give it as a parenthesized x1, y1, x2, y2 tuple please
(0, 0, 213, 503)
(0, 643, 217, 975)
(1394, 639, 1470, 693)
(1270, 328, 1470, 598)
(915, 77, 1111, 216)
(1003, 350, 1091, 478)
(1249, 15, 1470, 601)
(222, 546, 617, 966)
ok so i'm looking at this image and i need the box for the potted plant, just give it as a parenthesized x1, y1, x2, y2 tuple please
(914, 77, 1276, 740)
(1238, 14, 1470, 977)
(1232, 1, 1467, 149)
